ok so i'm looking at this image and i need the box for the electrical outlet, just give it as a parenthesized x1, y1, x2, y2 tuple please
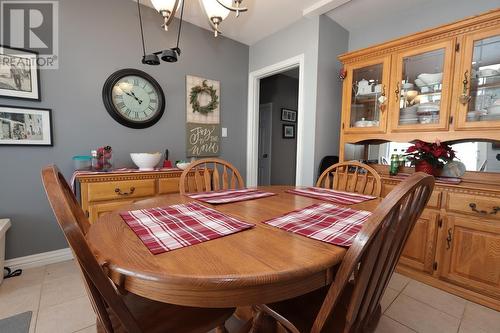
(222, 127, 228, 137)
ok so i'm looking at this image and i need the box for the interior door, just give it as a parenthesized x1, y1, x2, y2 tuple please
(258, 103, 272, 186)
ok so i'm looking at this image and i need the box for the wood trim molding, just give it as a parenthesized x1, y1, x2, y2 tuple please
(76, 170, 185, 183)
(4, 247, 73, 270)
(339, 9, 500, 64)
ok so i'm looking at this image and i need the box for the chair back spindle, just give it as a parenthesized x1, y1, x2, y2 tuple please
(41, 165, 143, 333)
(316, 161, 382, 197)
(179, 158, 244, 194)
(311, 172, 435, 333)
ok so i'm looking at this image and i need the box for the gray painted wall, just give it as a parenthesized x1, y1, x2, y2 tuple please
(250, 17, 320, 186)
(348, 0, 499, 50)
(260, 73, 299, 185)
(314, 16, 348, 180)
(0, 0, 249, 259)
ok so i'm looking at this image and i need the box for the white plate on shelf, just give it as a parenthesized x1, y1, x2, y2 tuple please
(487, 105, 500, 115)
(418, 73, 443, 85)
(478, 69, 499, 77)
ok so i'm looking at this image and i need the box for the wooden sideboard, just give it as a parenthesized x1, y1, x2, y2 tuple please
(75, 170, 184, 223)
(376, 167, 500, 311)
(337, 10, 500, 311)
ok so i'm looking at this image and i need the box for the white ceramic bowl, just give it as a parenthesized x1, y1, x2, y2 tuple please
(176, 162, 191, 170)
(130, 153, 162, 171)
(418, 73, 443, 85)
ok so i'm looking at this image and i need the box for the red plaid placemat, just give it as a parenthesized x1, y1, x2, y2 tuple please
(120, 202, 255, 254)
(186, 188, 276, 204)
(286, 187, 376, 205)
(263, 203, 371, 247)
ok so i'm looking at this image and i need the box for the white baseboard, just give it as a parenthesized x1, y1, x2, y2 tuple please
(4, 248, 73, 271)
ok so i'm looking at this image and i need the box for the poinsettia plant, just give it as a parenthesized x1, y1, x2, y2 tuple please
(405, 140, 456, 168)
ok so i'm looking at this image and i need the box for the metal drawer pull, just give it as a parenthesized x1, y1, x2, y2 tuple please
(115, 187, 136, 196)
(446, 228, 452, 250)
(469, 203, 500, 215)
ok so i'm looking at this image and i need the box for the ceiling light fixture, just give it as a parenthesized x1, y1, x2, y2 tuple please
(150, 0, 247, 37)
(137, 0, 185, 64)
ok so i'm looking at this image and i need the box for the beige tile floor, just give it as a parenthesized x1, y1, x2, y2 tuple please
(0, 260, 499, 333)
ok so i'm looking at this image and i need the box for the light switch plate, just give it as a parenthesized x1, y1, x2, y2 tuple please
(222, 127, 228, 137)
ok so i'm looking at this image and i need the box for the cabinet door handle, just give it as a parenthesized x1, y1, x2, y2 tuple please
(395, 82, 400, 99)
(469, 203, 500, 215)
(446, 228, 452, 250)
(459, 70, 472, 105)
(115, 187, 136, 196)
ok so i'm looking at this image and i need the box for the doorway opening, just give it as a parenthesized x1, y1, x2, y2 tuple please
(257, 67, 299, 186)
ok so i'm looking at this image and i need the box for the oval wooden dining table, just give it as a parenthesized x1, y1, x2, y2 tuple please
(86, 186, 381, 308)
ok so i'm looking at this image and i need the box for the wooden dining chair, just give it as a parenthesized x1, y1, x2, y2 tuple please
(41, 165, 235, 333)
(179, 158, 245, 194)
(249, 172, 435, 333)
(316, 161, 382, 197)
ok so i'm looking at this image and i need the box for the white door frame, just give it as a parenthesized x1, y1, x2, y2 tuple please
(246, 54, 305, 187)
(258, 102, 273, 186)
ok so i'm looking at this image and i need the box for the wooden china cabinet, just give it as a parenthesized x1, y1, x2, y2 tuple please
(339, 9, 500, 311)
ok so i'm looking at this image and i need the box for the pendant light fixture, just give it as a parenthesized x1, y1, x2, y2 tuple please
(137, 0, 185, 65)
(150, 0, 247, 37)
(150, 0, 180, 31)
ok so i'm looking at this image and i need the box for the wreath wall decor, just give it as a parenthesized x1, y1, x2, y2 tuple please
(189, 80, 219, 114)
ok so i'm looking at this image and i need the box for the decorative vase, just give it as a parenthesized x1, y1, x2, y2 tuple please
(440, 161, 466, 178)
(415, 160, 438, 176)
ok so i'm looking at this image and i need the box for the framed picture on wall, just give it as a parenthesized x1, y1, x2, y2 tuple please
(282, 124, 295, 139)
(0, 46, 40, 101)
(0, 105, 53, 146)
(281, 108, 297, 122)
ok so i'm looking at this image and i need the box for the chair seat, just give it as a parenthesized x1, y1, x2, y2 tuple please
(103, 292, 235, 333)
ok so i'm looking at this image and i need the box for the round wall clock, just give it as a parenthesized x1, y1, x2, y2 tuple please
(102, 69, 166, 129)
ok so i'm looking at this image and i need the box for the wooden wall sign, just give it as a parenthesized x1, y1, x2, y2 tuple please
(186, 75, 221, 157)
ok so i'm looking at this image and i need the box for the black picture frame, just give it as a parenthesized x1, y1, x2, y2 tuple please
(0, 45, 41, 101)
(282, 124, 295, 139)
(0, 105, 53, 146)
(281, 108, 297, 122)
(102, 68, 166, 129)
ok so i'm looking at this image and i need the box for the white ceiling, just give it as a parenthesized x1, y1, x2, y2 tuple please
(326, 0, 435, 32)
(141, 0, 351, 45)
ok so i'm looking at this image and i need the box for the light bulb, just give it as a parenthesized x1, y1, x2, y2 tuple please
(150, 0, 177, 13)
(150, 0, 181, 30)
(201, 0, 230, 21)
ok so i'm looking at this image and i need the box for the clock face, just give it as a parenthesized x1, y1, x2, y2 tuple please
(103, 69, 165, 129)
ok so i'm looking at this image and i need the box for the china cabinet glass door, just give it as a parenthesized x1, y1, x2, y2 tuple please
(456, 27, 500, 130)
(390, 39, 455, 131)
(343, 56, 390, 134)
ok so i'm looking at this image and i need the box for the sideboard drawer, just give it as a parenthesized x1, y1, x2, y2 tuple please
(87, 180, 156, 202)
(446, 192, 500, 220)
(383, 183, 441, 209)
(158, 178, 180, 194)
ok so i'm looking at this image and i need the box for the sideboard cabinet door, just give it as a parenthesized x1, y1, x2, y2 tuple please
(399, 210, 439, 274)
(438, 215, 500, 299)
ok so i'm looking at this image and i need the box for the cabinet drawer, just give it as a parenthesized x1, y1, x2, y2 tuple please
(446, 192, 500, 220)
(87, 180, 156, 202)
(158, 177, 180, 194)
(382, 184, 441, 208)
